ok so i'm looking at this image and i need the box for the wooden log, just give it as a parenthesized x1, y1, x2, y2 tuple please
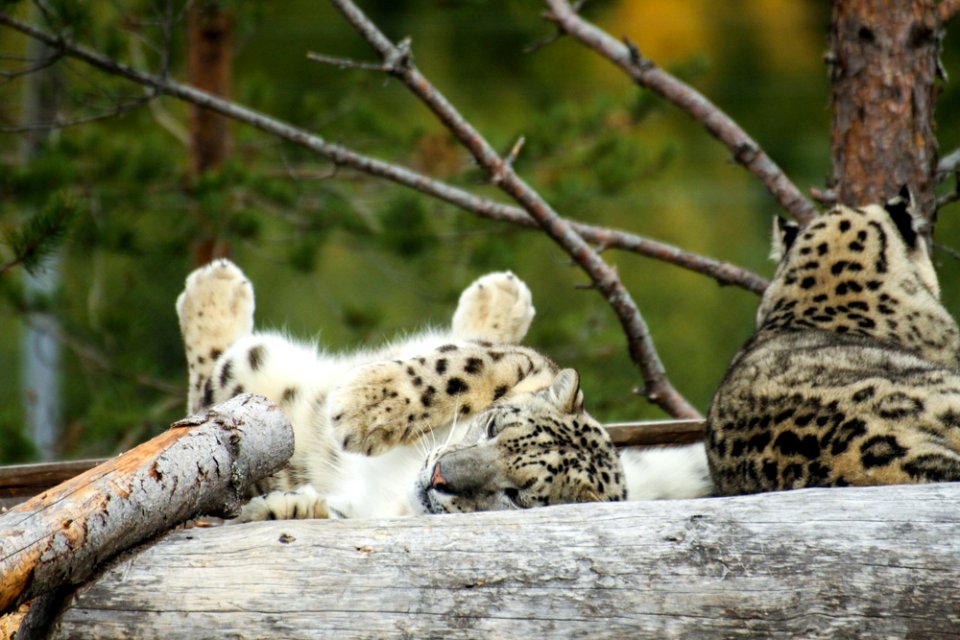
(0, 459, 106, 511)
(0, 422, 706, 511)
(46, 482, 960, 639)
(0, 394, 293, 617)
(605, 418, 704, 447)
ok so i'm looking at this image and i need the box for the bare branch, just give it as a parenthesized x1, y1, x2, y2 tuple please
(0, 11, 767, 295)
(937, 147, 960, 179)
(940, 0, 960, 23)
(543, 0, 818, 225)
(0, 93, 154, 133)
(0, 51, 61, 82)
(306, 51, 385, 72)
(328, 0, 701, 418)
(934, 242, 960, 262)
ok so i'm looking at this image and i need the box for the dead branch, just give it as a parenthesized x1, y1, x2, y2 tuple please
(543, 0, 818, 225)
(0, 394, 293, 616)
(0, 11, 766, 294)
(327, 0, 701, 419)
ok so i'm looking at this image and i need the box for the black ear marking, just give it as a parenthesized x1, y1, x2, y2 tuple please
(772, 216, 800, 261)
(883, 186, 919, 248)
(776, 217, 799, 249)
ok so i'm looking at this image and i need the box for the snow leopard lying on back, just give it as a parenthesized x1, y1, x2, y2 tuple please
(707, 192, 960, 495)
(177, 260, 712, 520)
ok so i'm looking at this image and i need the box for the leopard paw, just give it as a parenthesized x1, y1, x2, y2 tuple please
(177, 258, 255, 359)
(451, 271, 535, 344)
(230, 486, 330, 522)
(327, 361, 424, 456)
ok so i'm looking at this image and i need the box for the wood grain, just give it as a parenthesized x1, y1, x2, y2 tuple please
(48, 481, 960, 639)
(0, 394, 293, 616)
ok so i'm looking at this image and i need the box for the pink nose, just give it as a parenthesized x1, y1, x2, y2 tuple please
(430, 462, 446, 488)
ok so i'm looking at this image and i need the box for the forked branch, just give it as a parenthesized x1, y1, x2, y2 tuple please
(543, 0, 818, 225)
(0, 12, 766, 295)
(327, 0, 701, 418)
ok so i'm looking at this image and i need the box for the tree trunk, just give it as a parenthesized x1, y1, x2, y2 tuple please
(0, 394, 292, 617)
(40, 482, 960, 639)
(187, 0, 234, 265)
(829, 0, 943, 239)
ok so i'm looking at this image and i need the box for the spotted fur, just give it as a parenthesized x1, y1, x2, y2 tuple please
(177, 259, 630, 520)
(706, 195, 960, 495)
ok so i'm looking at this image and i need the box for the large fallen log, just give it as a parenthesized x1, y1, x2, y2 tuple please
(0, 394, 293, 618)
(45, 481, 960, 639)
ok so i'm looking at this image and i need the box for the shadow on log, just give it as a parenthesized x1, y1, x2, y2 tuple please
(0, 394, 293, 623)
(44, 481, 960, 639)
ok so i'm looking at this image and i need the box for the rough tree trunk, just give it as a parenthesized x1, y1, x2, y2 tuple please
(0, 394, 292, 618)
(829, 0, 943, 238)
(39, 482, 960, 639)
(187, 0, 234, 265)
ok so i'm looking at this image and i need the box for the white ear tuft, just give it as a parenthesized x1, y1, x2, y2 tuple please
(543, 369, 583, 413)
(770, 216, 800, 263)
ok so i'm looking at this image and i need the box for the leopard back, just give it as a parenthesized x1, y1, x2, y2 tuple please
(706, 197, 960, 496)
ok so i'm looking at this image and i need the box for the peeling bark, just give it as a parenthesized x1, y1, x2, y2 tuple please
(0, 394, 293, 617)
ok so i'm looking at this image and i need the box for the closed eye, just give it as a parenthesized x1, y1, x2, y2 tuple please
(485, 415, 498, 439)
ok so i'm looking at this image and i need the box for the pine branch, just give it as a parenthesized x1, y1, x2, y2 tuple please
(0, 194, 73, 277)
(328, 0, 701, 419)
(0, 11, 768, 295)
(543, 0, 818, 225)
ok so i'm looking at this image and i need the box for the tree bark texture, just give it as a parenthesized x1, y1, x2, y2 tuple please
(187, 1, 233, 179)
(43, 482, 960, 639)
(0, 394, 293, 616)
(830, 0, 943, 238)
(187, 0, 234, 266)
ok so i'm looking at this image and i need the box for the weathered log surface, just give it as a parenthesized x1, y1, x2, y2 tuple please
(0, 459, 106, 511)
(0, 394, 293, 616)
(49, 482, 960, 639)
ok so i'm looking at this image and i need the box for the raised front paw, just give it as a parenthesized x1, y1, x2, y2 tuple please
(176, 258, 255, 356)
(451, 271, 535, 344)
(327, 361, 427, 456)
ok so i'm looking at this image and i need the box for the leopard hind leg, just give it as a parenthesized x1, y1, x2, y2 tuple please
(451, 271, 535, 344)
(176, 258, 255, 414)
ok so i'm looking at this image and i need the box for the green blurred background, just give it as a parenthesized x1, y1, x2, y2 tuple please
(1, 0, 959, 462)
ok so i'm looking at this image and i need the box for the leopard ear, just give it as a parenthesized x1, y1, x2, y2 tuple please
(770, 216, 800, 262)
(542, 368, 583, 414)
(883, 185, 920, 248)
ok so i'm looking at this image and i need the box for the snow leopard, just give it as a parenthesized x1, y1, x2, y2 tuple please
(177, 259, 711, 520)
(706, 192, 960, 495)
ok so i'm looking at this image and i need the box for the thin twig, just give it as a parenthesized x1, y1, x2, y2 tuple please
(0, 52, 61, 82)
(0, 94, 154, 133)
(0, 11, 767, 295)
(934, 242, 960, 262)
(543, 0, 818, 225)
(307, 51, 384, 71)
(329, 0, 701, 419)
(937, 191, 960, 209)
(937, 147, 960, 179)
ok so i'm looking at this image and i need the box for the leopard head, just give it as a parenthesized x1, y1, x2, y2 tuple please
(756, 189, 959, 367)
(412, 369, 627, 514)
